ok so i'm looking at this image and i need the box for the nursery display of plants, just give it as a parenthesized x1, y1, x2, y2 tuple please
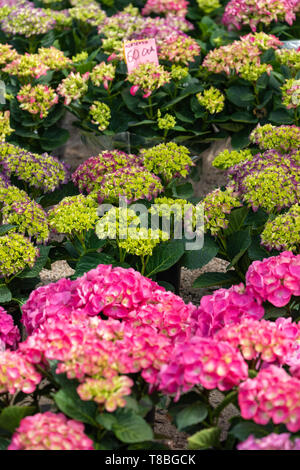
(0, 0, 299, 453)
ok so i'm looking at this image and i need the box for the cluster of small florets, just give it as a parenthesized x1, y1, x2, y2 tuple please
(96, 166, 163, 204)
(250, 124, 300, 152)
(196, 87, 225, 114)
(72, 51, 89, 63)
(216, 317, 299, 365)
(200, 187, 242, 236)
(0, 350, 41, 395)
(0, 232, 39, 279)
(159, 336, 248, 400)
(119, 227, 169, 257)
(0, 306, 20, 350)
(77, 375, 133, 412)
(275, 48, 300, 72)
(228, 150, 299, 213)
(246, 251, 300, 307)
(48, 195, 99, 236)
(69, 2, 106, 26)
(8, 413, 94, 451)
(90, 62, 115, 89)
(140, 142, 193, 182)
(0, 186, 49, 242)
(222, 0, 297, 32)
(197, 0, 221, 13)
(212, 149, 253, 170)
(170, 64, 189, 81)
(0, 5, 56, 37)
(194, 283, 264, 338)
(261, 204, 300, 253)
(128, 63, 171, 98)
(142, 0, 189, 16)
(0, 44, 18, 67)
(17, 84, 58, 119)
(72, 150, 143, 194)
(0, 143, 68, 193)
(0, 111, 14, 141)
(238, 365, 300, 432)
(57, 72, 89, 105)
(2, 53, 49, 80)
(281, 78, 300, 109)
(37, 46, 72, 70)
(157, 110, 176, 130)
(239, 62, 272, 82)
(96, 207, 140, 240)
(202, 32, 281, 75)
(158, 33, 200, 64)
(238, 433, 300, 451)
(89, 101, 111, 131)
(150, 197, 195, 226)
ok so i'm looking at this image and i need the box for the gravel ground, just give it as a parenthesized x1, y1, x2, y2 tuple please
(38, 117, 236, 450)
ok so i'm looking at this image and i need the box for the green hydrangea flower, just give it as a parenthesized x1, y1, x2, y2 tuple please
(276, 49, 300, 72)
(119, 228, 169, 257)
(281, 78, 300, 109)
(196, 87, 225, 114)
(89, 101, 111, 132)
(0, 185, 49, 243)
(170, 65, 189, 81)
(48, 195, 99, 236)
(157, 110, 176, 131)
(197, 0, 221, 13)
(94, 167, 163, 204)
(0, 143, 68, 194)
(241, 166, 299, 213)
(199, 187, 242, 236)
(260, 204, 300, 253)
(140, 142, 193, 183)
(0, 111, 14, 142)
(239, 63, 272, 82)
(250, 124, 300, 153)
(212, 149, 253, 169)
(0, 232, 39, 279)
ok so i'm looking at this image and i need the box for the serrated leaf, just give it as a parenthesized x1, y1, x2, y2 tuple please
(188, 427, 220, 450)
(193, 271, 240, 288)
(175, 403, 208, 431)
(0, 224, 16, 235)
(0, 406, 36, 433)
(0, 285, 12, 303)
(54, 385, 97, 426)
(229, 421, 269, 441)
(112, 409, 153, 443)
(145, 239, 184, 277)
(181, 235, 219, 270)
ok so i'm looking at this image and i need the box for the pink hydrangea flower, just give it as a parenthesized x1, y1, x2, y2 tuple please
(216, 317, 299, 365)
(8, 412, 94, 450)
(0, 306, 20, 350)
(159, 336, 248, 400)
(193, 283, 264, 338)
(238, 433, 300, 450)
(238, 365, 300, 432)
(0, 350, 41, 394)
(246, 251, 300, 307)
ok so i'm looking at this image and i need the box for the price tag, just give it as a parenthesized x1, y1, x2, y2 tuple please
(123, 38, 159, 73)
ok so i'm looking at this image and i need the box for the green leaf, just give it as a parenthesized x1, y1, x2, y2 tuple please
(40, 127, 70, 151)
(248, 236, 271, 261)
(223, 207, 249, 236)
(156, 280, 175, 292)
(145, 239, 185, 277)
(171, 182, 194, 199)
(0, 224, 16, 235)
(230, 421, 269, 441)
(227, 229, 251, 268)
(54, 384, 97, 425)
(0, 406, 36, 433)
(112, 409, 153, 443)
(188, 427, 221, 450)
(0, 437, 10, 450)
(18, 246, 51, 279)
(231, 129, 250, 150)
(264, 306, 287, 320)
(96, 413, 117, 431)
(230, 112, 258, 124)
(0, 285, 12, 303)
(181, 235, 219, 270)
(175, 403, 208, 431)
(226, 87, 254, 108)
(269, 109, 293, 125)
(39, 181, 79, 208)
(73, 253, 122, 279)
(193, 271, 240, 288)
